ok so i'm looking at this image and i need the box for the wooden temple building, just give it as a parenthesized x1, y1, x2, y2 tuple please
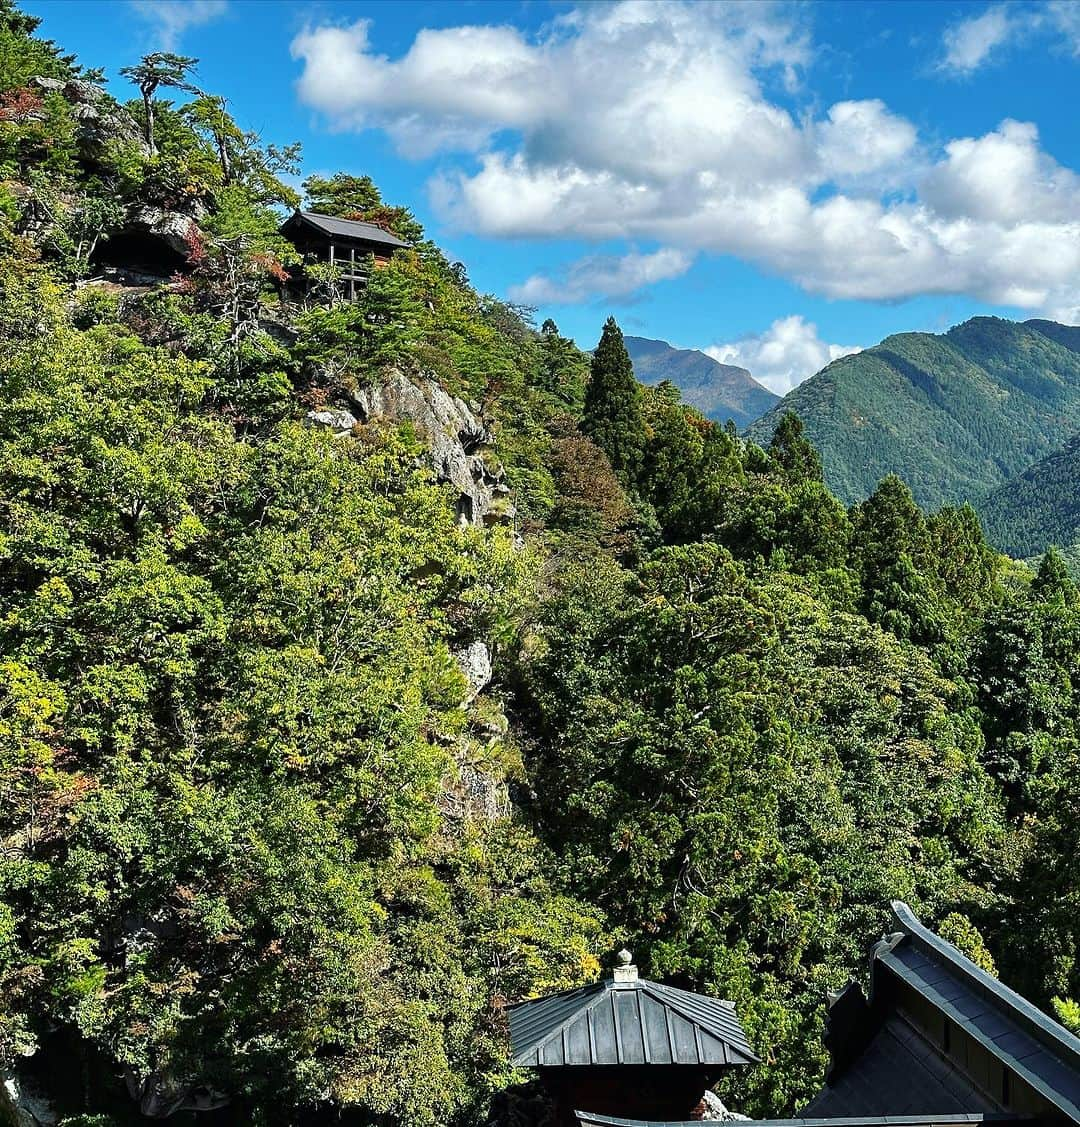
(279, 210, 411, 300)
(513, 903, 1080, 1127)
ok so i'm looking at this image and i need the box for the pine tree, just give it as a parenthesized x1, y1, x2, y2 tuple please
(119, 52, 199, 154)
(582, 316, 646, 487)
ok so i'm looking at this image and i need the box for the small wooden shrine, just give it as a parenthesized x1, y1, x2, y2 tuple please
(279, 209, 411, 299)
(508, 950, 758, 1125)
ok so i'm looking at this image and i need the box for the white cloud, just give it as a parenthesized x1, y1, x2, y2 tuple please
(940, 5, 1018, 74)
(922, 119, 1080, 224)
(130, 0, 228, 50)
(707, 316, 861, 396)
(815, 99, 918, 181)
(1047, 0, 1080, 55)
(508, 248, 693, 305)
(938, 1, 1080, 74)
(291, 1, 1080, 321)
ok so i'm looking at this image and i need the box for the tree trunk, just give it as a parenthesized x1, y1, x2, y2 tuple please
(142, 89, 155, 153)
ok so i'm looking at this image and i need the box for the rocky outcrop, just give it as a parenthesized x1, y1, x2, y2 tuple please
(305, 408, 357, 435)
(1, 1068, 57, 1127)
(702, 1092, 749, 1121)
(123, 1068, 229, 1119)
(30, 76, 149, 160)
(341, 369, 516, 529)
(453, 640, 492, 704)
(125, 204, 205, 259)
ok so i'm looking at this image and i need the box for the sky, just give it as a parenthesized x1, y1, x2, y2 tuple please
(23, 0, 1080, 393)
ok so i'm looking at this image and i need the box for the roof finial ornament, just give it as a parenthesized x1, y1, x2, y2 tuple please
(613, 947, 638, 982)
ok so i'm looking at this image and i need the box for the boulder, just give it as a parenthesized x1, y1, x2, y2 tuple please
(1, 1068, 57, 1127)
(125, 204, 204, 259)
(702, 1091, 749, 1121)
(350, 369, 515, 528)
(453, 640, 492, 704)
(306, 408, 357, 435)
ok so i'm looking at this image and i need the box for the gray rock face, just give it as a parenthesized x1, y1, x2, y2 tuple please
(1, 1069, 57, 1127)
(126, 204, 205, 258)
(702, 1091, 749, 1121)
(124, 1067, 229, 1119)
(31, 75, 149, 158)
(440, 762, 509, 823)
(350, 369, 516, 529)
(453, 640, 492, 704)
(306, 408, 358, 435)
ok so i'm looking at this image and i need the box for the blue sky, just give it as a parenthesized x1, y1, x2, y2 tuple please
(24, 0, 1080, 392)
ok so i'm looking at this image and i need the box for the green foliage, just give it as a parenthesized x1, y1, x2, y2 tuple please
(938, 914, 997, 976)
(118, 52, 198, 153)
(3, 9, 1080, 1126)
(583, 316, 646, 489)
(1053, 998, 1080, 1035)
(0, 265, 600, 1123)
(980, 435, 1080, 559)
(769, 411, 823, 482)
(302, 171, 424, 243)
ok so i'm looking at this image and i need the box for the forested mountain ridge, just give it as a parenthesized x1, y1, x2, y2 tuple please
(746, 317, 1080, 511)
(979, 434, 1080, 559)
(3, 5, 1080, 1126)
(624, 334, 779, 429)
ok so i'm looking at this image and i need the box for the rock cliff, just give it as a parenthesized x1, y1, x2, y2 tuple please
(308, 368, 517, 530)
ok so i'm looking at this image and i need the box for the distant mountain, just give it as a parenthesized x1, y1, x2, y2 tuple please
(624, 336, 779, 430)
(979, 434, 1080, 559)
(745, 317, 1080, 511)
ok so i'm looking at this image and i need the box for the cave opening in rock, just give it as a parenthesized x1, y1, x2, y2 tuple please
(92, 228, 188, 278)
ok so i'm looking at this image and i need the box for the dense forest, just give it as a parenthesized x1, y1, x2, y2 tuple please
(1, 4, 1080, 1125)
(980, 434, 1080, 561)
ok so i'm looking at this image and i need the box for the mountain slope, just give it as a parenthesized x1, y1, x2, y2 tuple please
(979, 434, 1080, 558)
(625, 335, 778, 428)
(746, 317, 1080, 510)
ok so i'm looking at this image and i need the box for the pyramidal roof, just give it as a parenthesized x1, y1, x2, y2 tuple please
(508, 957, 758, 1068)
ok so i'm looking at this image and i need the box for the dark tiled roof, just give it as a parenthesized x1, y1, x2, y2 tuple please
(802, 1016, 1000, 1117)
(283, 210, 411, 248)
(576, 1114, 1028, 1127)
(508, 975, 758, 1068)
(878, 902, 1080, 1124)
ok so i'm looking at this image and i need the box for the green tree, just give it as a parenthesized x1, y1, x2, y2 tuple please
(768, 411, 823, 482)
(119, 52, 198, 153)
(582, 316, 646, 488)
(302, 171, 423, 242)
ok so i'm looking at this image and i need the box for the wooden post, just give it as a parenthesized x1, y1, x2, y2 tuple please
(349, 245, 356, 301)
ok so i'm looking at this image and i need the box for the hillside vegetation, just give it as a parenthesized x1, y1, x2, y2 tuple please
(746, 317, 1080, 511)
(980, 435, 1080, 559)
(624, 335, 778, 429)
(3, 5, 1080, 1126)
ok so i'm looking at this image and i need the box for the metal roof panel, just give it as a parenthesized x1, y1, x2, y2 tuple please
(508, 972, 756, 1068)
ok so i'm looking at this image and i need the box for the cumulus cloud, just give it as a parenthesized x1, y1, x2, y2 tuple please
(815, 99, 918, 181)
(707, 316, 861, 396)
(130, 0, 227, 49)
(940, 5, 1018, 74)
(508, 248, 693, 305)
(292, 1, 1080, 320)
(922, 119, 1080, 224)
